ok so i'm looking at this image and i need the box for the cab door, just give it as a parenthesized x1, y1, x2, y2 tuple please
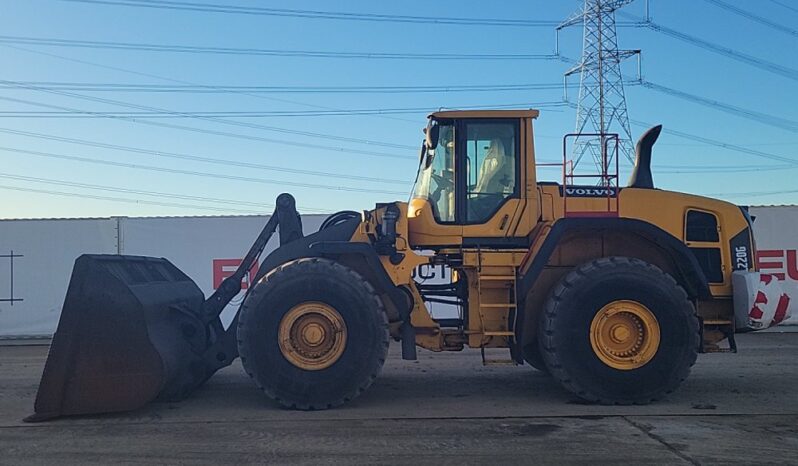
(459, 118, 528, 245)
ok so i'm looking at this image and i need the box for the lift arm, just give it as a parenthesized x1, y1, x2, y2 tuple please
(200, 193, 302, 324)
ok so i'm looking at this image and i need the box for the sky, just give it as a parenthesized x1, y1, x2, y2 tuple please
(0, 0, 796, 219)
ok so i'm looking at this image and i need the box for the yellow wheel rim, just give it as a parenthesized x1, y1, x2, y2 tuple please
(589, 300, 660, 370)
(278, 302, 347, 371)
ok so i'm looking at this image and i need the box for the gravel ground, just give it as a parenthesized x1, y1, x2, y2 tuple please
(1, 332, 797, 465)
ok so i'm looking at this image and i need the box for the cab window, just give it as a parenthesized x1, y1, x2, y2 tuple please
(464, 120, 519, 223)
(411, 122, 456, 222)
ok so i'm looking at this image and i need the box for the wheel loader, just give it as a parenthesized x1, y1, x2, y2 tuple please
(27, 109, 790, 421)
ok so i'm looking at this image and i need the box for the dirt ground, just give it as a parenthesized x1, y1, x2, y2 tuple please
(1, 332, 797, 465)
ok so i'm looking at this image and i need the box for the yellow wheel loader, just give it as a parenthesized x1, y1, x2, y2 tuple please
(28, 109, 776, 421)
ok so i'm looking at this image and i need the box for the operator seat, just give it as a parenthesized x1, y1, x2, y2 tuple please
(475, 139, 514, 194)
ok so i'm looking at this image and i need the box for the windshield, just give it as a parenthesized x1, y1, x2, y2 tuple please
(411, 121, 456, 222)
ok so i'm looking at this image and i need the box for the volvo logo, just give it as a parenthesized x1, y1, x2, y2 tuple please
(564, 187, 618, 197)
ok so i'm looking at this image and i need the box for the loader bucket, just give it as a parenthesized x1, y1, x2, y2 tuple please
(25, 254, 215, 422)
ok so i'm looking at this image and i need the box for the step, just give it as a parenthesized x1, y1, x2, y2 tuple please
(480, 347, 516, 366)
(703, 346, 735, 353)
(433, 318, 463, 328)
(483, 331, 515, 336)
(482, 359, 516, 366)
(703, 319, 733, 325)
(479, 275, 516, 281)
(480, 303, 517, 308)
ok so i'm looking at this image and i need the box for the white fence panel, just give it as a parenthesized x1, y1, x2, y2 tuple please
(0, 218, 117, 337)
(1, 206, 795, 337)
(119, 215, 327, 328)
(750, 206, 798, 324)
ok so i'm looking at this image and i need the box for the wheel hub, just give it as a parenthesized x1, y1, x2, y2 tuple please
(610, 324, 631, 343)
(301, 323, 325, 346)
(279, 302, 347, 371)
(590, 300, 660, 370)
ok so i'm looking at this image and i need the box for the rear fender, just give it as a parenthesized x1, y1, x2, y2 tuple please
(515, 217, 710, 355)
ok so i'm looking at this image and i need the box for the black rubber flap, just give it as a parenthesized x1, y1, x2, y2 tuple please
(26, 254, 210, 422)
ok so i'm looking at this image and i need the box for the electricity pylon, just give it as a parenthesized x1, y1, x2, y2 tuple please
(559, 0, 641, 176)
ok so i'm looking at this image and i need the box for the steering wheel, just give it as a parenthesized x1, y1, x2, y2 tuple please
(428, 171, 453, 204)
(431, 171, 454, 189)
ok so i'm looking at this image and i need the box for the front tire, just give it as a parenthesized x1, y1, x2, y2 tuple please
(237, 257, 389, 410)
(539, 257, 699, 404)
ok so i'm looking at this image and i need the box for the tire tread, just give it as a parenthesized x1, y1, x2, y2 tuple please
(238, 257, 389, 410)
(540, 256, 700, 405)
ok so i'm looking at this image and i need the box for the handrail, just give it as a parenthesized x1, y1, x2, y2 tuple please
(561, 133, 621, 217)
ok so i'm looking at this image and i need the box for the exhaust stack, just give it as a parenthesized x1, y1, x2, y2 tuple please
(628, 125, 662, 189)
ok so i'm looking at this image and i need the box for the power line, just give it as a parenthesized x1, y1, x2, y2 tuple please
(1, 79, 419, 150)
(646, 21, 798, 81)
(2, 117, 789, 181)
(0, 93, 413, 160)
(560, 94, 798, 171)
(657, 164, 795, 174)
(0, 102, 570, 118)
(0, 127, 408, 184)
(15, 76, 794, 143)
(0, 80, 564, 163)
(640, 80, 798, 133)
(0, 172, 286, 211)
(701, 0, 798, 38)
(59, 0, 564, 26)
(6, 91, 791, 178)
(60, 0, 650, 27)
(0, 44, 418, 125)
(618, 13, 798, 82)
(0, 183, 265, 214)
(0, 35, 558, 60)
(4, 16, 792, 191)
(635, 93, 798, 178)
(630, 118, 798, 166)
(712, 188, 798, 199)
(0, 80, 581, 94)
(0, 145, 406, 196)
(768, 0, 798, 14)
(566, 53, 798, 137)
(3, 113, 793, 199)
(659, 142, 798, 147)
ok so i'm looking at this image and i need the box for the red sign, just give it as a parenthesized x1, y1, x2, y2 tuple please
(756, 250, 798, 281)
(212, 259, 259, 290)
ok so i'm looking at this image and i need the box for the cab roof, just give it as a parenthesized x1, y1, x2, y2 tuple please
(429, 109, 540, 119)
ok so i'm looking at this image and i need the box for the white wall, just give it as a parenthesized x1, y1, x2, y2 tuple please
(1, 206, 795, 337)
(118, 215, 325, 328)
(750, 206, 798, 324)
(0, 218, 117, 337)
(0, 215, 325, 337)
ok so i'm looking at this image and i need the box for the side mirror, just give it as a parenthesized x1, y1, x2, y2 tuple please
(425, 122, 440, 150)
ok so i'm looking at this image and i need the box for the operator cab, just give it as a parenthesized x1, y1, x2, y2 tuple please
(408, 110, 540, 247)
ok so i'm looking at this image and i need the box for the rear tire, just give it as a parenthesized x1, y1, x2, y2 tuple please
(540, 257, 699, 404)
(522, 343, 550, 374)
(237, 257, 389, 410)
